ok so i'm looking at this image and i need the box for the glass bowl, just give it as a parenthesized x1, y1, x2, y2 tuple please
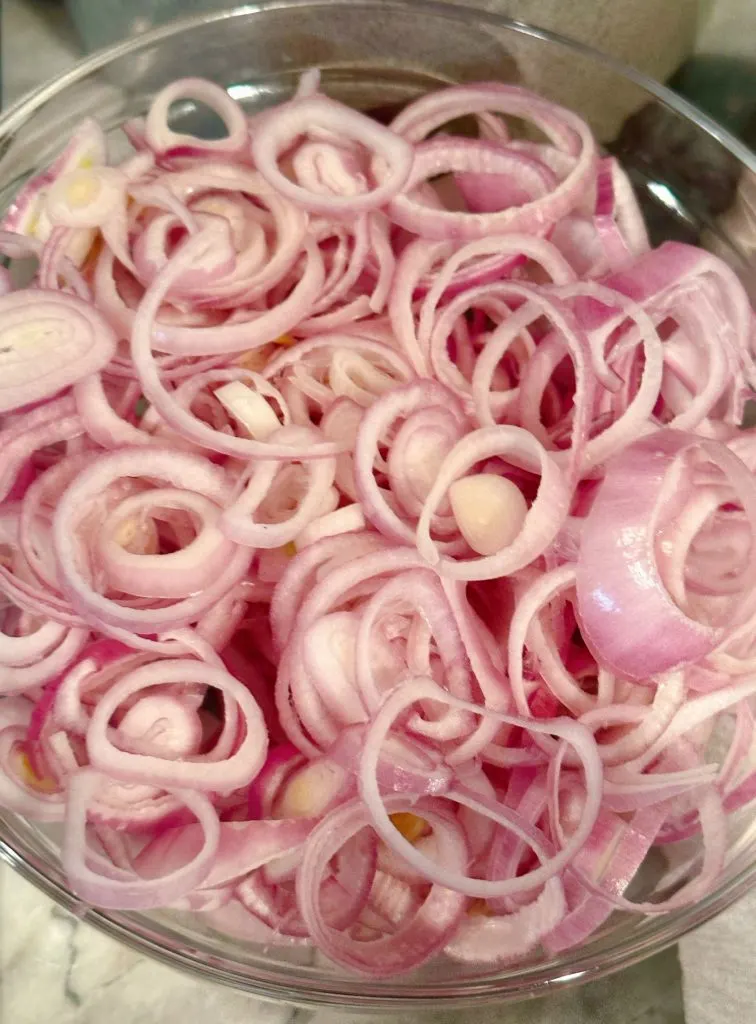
(1, 0, 756, 1011)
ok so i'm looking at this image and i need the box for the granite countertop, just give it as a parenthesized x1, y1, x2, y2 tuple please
(0, 2, 747, 1022)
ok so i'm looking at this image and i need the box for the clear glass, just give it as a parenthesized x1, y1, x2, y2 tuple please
(1, 0, 756, 1010)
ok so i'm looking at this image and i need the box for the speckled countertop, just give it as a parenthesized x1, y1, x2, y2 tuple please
(0, 2, 750, 1022)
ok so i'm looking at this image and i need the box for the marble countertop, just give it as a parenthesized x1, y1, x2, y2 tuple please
(0, 860, 686, 1024)
(1, 862, 302, 1024)
(0, 2, 750, 1022)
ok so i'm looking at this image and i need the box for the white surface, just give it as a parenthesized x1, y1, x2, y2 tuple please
(0, 861, 295, 1024)
(680, 888, 756, 1024)
(0, 860, 685, 1024)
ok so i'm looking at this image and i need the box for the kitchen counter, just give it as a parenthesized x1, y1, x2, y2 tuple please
(0, 860, 685, 1023)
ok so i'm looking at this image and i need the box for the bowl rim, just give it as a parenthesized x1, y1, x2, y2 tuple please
(2, 0, 756, 1009)
(1, 0, 755, 173)
(6, 809, 756, 1010)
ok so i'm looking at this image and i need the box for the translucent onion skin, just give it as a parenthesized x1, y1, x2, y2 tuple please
(0, 72, 755, 978)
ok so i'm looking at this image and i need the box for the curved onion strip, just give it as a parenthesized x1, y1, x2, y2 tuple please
(577, 431, 756, 679)
(52, 448, 251, 632)
(296, 795, 468, 975)
(145, 78, 249, 159)
(63, 769, 220, 909)
(0, 290, 117, 413)
(86, 659, 268, 791)
(252, 96, 413, 215)
(416, 426, 570, 581)
(359, 678, 602, 897)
